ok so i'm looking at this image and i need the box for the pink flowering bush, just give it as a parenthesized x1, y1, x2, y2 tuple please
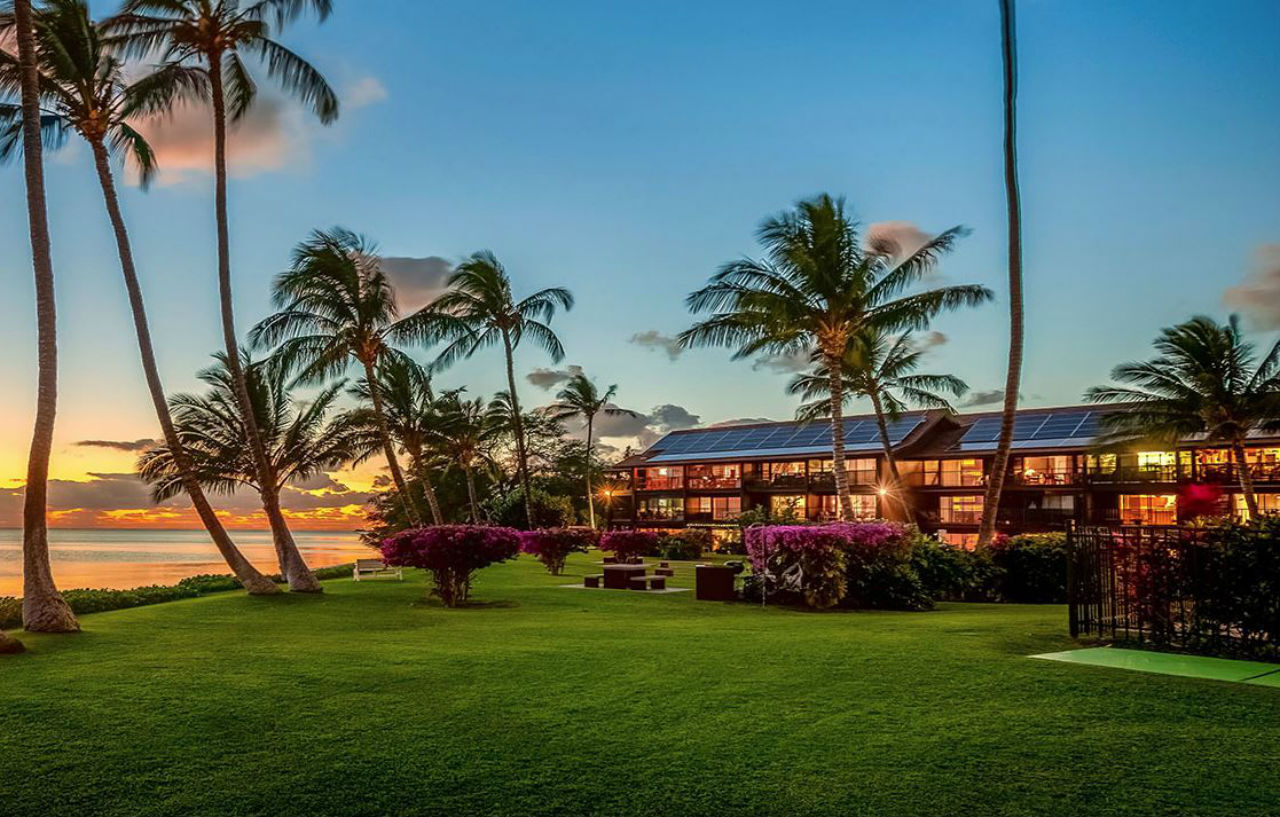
(520, 528, 596, 575)
(380, 525, 521, 606)
(744, 522, 931, 611)
(599, 530, 659, 562)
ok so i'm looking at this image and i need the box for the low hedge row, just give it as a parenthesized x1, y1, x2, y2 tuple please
(0, 563, 356, 629)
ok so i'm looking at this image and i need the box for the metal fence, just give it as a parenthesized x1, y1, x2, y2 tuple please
(1067, 523, 1278, 660)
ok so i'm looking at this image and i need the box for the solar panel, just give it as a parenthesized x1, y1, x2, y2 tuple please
(960, 417, 1002, 443)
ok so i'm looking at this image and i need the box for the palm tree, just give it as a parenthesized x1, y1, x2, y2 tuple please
(250, 228, 430, 528)
(977, 0, 1025, 547)
(0, 0, 279, 595)
(789, 329, 968, 509)
(348, 354, 445, 525)
(1086, 315, 1280, 519)
(680, 194, 990, 519)
(1, 0, 76, 632)
(105, 0, 338, 561)
(138, 354, 366, 572)
(549, 372, 638, 528)
(429, 392, 501, 523)
(424, 252, 574, 527)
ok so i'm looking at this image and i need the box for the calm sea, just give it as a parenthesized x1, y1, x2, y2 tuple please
(0, 529, 373, 596)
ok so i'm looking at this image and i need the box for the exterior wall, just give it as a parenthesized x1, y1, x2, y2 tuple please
(606, 444, 1280, 541)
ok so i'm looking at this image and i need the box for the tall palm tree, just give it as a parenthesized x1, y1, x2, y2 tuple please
(977, 0, 1025, 547)
(250, 228, 430, 528)
(348, 354, 444, 525)
(138, 354, 365, 570)
(0, 0, 279, 594)
(789, 329, 968, 501)
(429, 392, 501, 523)
(424, 252, 574, 527)
(1, 0, 76, 632)
(680, 194, 990, 519)
(105, 0, 338, 560)
(1086, 315, 1280, 519)
(549, 372, 638, 528)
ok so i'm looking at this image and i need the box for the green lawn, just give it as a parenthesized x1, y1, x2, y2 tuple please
(3, 553, 1279, 817)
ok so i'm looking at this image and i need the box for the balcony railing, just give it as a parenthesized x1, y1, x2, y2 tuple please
(744, 474, 808, 491)
(637, 478, 683, 491)
(636, 509, 683, 522)
(808, 470, 878, 490)
(995, 508, 1079, 527)
(684, 476, 741, 490)
(1084, 466, 1179, 484)
(1010, 470, 1080, 487)
(938, 510, 984, 525)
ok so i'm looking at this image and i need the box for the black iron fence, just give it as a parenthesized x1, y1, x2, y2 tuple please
(1067, 524, 1279, 661)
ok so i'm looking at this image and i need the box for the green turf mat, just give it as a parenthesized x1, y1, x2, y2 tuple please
(1031, 647, 1280, 686)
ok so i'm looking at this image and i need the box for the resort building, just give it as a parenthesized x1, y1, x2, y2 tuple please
(602, 406, 1279, 546)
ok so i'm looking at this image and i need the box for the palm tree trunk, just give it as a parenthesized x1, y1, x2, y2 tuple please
(502, 330, 534, 527)
(363, 360, 422, 527)
(89, 140, 278, 595)
(868, 391, 907, 522)
(410, 443, 443, 525)
(978, 0, 1024, 547)
(14, 0, 77, 633)
(825, 351, 855, 520)
(208, 59, 316, 590)
(1232, 441, 1260, 519)
(585, 414, 596, 528)
(261, 481, 321, 591)
(464, 464, 481, 523)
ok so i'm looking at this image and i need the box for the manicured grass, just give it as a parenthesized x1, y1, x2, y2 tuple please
(3, 553, 1279, 817)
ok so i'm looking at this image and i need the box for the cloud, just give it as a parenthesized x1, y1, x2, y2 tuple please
(74, 439, 158, 453)
(1223, 244, 1280, 330)
(919, 331, 948, 349)
(590, 402, 702, 449)
(526, 365, 584, 390)
(710, 417, 773, 427)
(380, 256, 453, 311)
(130, 75, 388, 187)
(866, 221, 933, 259)
(962, 390, 1006, 407)
(752, 349, 812, 374)
(629, 330, 684, 361)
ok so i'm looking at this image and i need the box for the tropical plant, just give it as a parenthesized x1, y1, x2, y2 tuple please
(105, 0, 338, 570)
(486, 487, 575, 531)
(1086, 315, 1280, 518)
(137, 354, 362, 588)
(598, 530, 659, 563)
(789, 328, 967, 514)
(380, 525, 521, 607)
(549, 372, 638, 528)
(0, 0, 279, 595)
(680, 194, 990, 519)
(250, 228, 431, 528)
(348, 355, 444, 525)
(978, 0, 1025, 547)
(429, 392, 502, 523)
(424, 251, 574, 527)
(519, 528, 595, 575)
(1, 0, 76, 631)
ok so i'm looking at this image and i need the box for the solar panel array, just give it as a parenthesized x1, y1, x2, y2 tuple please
(646, 416, 923, 463)
(957, 409, 1104, 451)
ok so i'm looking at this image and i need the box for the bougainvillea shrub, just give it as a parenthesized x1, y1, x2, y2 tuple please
(520, 528, 596, 575)
(381, 525, 521, 606)
(598, 530, 659, 562)
(744, 522, 931, 611)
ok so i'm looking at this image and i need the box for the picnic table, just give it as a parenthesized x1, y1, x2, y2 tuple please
(602, 563, 648, 589)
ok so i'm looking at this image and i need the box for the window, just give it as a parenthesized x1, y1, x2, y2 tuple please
(687, 496, 741, 520)
(1086, 453, 1117, 474)
(770, 495, 806, 519)
(637, 496, 683, 521)
(1234, 493, 1280, 520)
(940, 495, 984, 524)
(1035, 494, 1075, 511)
(1118, 494, 1177, 526)
(1017, 455, 1074, 485)
(939, 459, 985, 487)
(940, 532, 979, 550)
(809, 494, 877, 520)
(809, 458, 877, 485)
(687, 463, 741, 489)
(638, 466, 682, 491)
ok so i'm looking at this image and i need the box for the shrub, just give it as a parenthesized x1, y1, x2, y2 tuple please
(0, 597, 21, 630)
(176, 574, 244, 594)
(599, 530, 659, 562)
(1190, 519, 1280, 655)
(520, 528, 596, 574)
(381, 525, 521, 606)
(982, 533, 1068, 603)
(488, 488, 576, 530)
(660, 528, 711, 560)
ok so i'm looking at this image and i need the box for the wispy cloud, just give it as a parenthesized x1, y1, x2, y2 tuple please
(1223, 244, 1280, 330)
(527, 365, 584, 390)
(381, 255, 453, 312)
(628, 330, 683, 361)
(74, 439, 158, 453)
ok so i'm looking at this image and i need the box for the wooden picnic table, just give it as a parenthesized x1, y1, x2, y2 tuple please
(602, 564, 647, 589)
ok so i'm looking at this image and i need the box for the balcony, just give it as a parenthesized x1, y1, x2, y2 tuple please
(636, 509, 683, 522)
(995, 508, 1079, 528)
(938, 510, 983, 525)
(685, 476, 741, 491)
(1084, 466, 1179, 485)
(637, 477, 683, 492)
(744, 474, 808, 492)
(1010, 470, 1080, 487)
(808, 470, 878, 490)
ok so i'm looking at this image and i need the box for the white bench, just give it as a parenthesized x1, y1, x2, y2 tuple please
(353, 558, 402, 581)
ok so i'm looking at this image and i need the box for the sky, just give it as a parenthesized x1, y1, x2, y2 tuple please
(0, 0, 1277, 528)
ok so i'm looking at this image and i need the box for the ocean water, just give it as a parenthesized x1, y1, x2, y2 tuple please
(0, 528, 373, 596)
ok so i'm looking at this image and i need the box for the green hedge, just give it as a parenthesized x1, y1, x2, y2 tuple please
(0, 563, 357, 629)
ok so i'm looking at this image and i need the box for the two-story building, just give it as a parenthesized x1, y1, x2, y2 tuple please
(600, 405, 1280, 547)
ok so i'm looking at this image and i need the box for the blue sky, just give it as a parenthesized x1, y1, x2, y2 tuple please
(1, 0, 1278, 504)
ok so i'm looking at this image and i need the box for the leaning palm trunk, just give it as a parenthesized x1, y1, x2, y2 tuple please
(978, 0, 1025, 547)
(209, 64, 317, 591)
(260, 488, 320, 591)
(464, 464, 481, 523)
(825, 351, 855, 520)
(585, 416, 596, 528)
(408, 444, 443, 525)
(502, 331, 535, 527)
(15, 0, 77, 633)
(869, 391, 908, 522)
(362, 361, 423, 527)
(89, 141, 278, 595)
(1232, 441, 1259, 519)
